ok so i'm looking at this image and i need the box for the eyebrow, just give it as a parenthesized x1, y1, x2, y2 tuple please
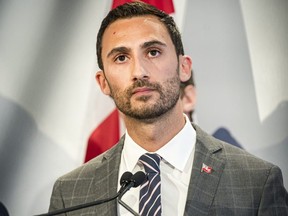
(107, 47, 131, 59)
(141, 40, 167, 49)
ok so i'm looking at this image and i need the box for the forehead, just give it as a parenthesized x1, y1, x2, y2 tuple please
(101, 15, 173, 53)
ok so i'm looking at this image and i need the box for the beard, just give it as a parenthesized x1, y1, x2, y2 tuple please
(108, 74, 181, 120)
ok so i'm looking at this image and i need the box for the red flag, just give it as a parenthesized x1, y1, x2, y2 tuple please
(112, 0, 175, 14)
(201, 163, 213, 174)
(84, 109, 120, 162)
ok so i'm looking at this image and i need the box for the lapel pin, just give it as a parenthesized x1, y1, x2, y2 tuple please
(201, 163, 213, 174)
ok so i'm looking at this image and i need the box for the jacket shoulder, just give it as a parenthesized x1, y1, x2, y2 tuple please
(56, 137, 124, 181)
(193, 123, 274, 170)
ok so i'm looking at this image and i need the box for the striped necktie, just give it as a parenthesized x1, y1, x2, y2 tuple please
(139, 153, 162, 216)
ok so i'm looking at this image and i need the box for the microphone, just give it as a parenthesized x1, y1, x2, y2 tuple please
(118, 171, 146, 216)
(0, 202, 10, 216)
(35, 171, 135, 216)
(119, 171, 133, 193)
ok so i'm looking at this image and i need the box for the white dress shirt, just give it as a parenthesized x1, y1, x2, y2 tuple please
(117, 114, 196, 216)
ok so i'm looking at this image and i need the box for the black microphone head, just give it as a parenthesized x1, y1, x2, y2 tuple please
(120, 171, 133, 186)
(0, 202, 9, 216)
(131, 171, 146, 187)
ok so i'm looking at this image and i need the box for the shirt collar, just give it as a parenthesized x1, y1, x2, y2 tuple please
(123, 114, 196, 172)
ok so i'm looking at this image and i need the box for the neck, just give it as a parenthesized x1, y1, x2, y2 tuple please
(123, 102, 186, 152)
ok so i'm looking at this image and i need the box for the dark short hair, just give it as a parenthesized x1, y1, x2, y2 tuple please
(96, 1, 184, 70)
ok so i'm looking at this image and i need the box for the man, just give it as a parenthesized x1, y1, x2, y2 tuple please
(180, 70, 196, 122)
(49, 2, 288, 215)
(180, 71, 242, 148)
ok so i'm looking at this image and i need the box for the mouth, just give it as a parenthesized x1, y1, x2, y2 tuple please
(132, 87, 155, 95)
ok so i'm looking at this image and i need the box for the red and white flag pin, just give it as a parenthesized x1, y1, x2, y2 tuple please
(201, 163, 213, 174)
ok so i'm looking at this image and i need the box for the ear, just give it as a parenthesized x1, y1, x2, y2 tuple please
(179, 55, 192, 82)
(182, 85, 196, 114)
(95, 71, 111, 95)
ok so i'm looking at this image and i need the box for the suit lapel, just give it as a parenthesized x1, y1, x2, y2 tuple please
(184, 124, 226, 215)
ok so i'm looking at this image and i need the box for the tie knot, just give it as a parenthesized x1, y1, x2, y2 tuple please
(139, 153, 161, 174)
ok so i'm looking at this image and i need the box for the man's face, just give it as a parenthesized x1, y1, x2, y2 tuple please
(97, 16, 183, 120)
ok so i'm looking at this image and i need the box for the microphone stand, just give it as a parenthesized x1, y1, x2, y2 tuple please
(35, 171, 145, 216)
(117, 182, 140, 216)
(35, 192, 120, 216)
(35, 172, 134, 216)
(117, 171, 146, 216)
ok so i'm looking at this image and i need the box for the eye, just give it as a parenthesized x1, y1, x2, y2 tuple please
(115, 54, 128, 63)
(148, 49, 161, 58)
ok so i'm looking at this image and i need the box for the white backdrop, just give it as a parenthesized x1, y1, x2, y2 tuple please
(0, 0, 287, 215)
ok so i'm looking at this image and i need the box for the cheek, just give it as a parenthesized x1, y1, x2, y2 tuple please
(158, 64, 179, 80)
(157, 56, 178, 75)
(105, 65, 132, 86)
(105, 75, 126, 95)
(149, 60, 169, 75)
(105, 63, 130, 80)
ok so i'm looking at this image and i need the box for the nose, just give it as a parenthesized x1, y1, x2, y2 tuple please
(131, 57, 149, 81)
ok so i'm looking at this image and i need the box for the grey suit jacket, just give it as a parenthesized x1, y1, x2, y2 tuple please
(49, 124, 288, 215)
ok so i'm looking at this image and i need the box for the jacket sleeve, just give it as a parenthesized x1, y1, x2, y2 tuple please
(258, 165, 288, 215)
